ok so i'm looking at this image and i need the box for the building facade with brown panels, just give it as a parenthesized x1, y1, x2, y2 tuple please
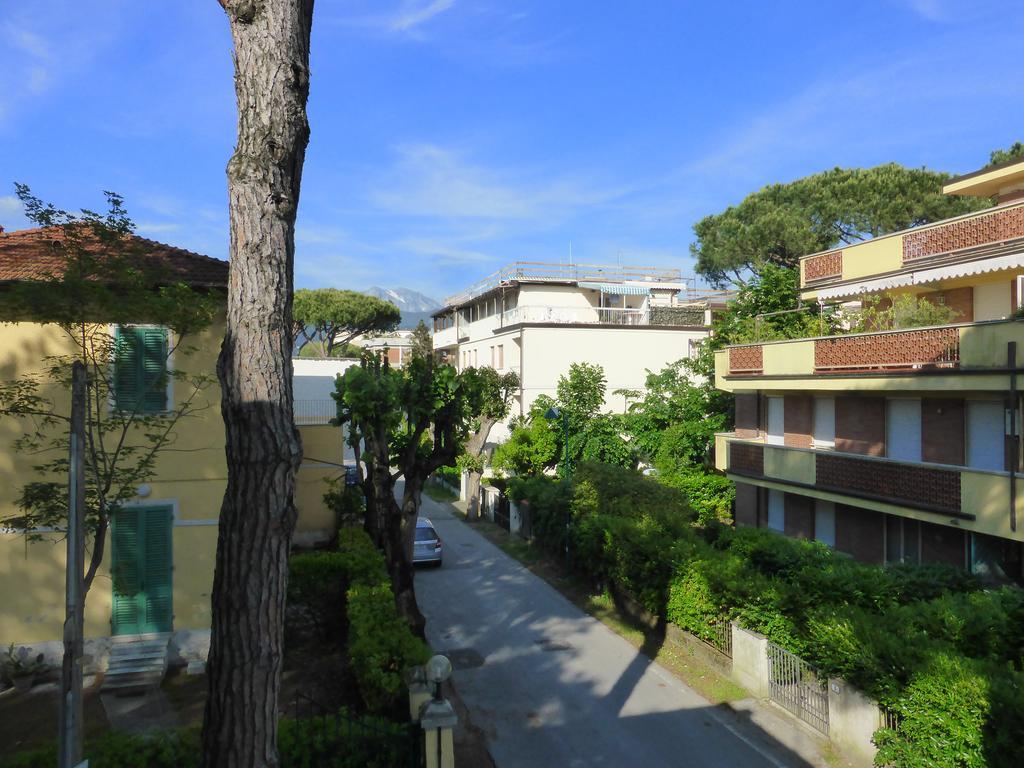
(716, 158, 1024, 584)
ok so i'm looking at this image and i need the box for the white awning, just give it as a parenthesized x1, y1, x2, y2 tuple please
(815, 252, 1024, 301)
(578, 281, 651, 295)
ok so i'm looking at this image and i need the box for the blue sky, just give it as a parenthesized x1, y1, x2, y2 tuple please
(1, 1, 1022, 302)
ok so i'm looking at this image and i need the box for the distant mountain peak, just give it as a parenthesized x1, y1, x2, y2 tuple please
(363, 286, 441, 329)
(364, 286, 440, 313)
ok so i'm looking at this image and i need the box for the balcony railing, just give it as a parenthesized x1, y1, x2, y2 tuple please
(444, 261, 684, 306)
(500, 305, 650, 326)
(813, 326, 959, 372)
(294, 399, 336, 426)
(902, 203, 1024, 265)
(800, 200, 1024, 288)
(719, 318, 1021, 379)
(724, 439, 969, 517)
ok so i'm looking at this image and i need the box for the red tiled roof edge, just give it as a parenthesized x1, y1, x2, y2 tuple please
(0, 226, 228, 288)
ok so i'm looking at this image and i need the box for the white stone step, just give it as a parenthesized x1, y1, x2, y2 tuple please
(102, 636, 170, 692)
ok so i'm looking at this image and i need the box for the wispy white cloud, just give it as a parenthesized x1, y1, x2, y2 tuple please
(391, 0, 456, 32)
(395, 236, 495, 265)
(899, 0, 950, 22)
(330, 0, 457, 37)
(0, 195, 23, 218)
(135, 221, 181, 236)
(369, 143, 631, 221)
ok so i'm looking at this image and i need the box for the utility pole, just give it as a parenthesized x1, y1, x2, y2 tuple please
(59, 360, 86, 768)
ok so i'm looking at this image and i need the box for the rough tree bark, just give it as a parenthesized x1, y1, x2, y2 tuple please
(202, 2, 312, 767)
(464, 416, 497, 520)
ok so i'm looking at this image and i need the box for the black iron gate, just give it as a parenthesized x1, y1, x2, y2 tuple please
(494, 493, 511, 531)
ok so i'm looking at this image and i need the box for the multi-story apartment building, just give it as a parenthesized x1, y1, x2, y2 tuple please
(714, 158, 1024, 582)
(433, 261, 720, 439)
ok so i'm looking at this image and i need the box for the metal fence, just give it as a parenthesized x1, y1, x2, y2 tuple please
(766, 641, 830, 736)
(703, 622, 733, 658)
(878, 705, 902, 732)
(290, 692, 422, 768)
(294, 399, 337, 426)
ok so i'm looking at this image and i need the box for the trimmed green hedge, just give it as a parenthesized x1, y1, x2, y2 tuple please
(514, 461, 1024, 767)
(289, 528, 429, 714)
(3, 713, 415, 768)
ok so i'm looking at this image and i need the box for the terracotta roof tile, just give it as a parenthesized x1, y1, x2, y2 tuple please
(0, 226, 228, 288)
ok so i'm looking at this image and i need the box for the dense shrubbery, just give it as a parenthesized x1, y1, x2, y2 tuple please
(514, 461, 1024, 767)
(3, 713, 415, 768)
(288, 529, 429, 714)
(432, 465, 461, 487)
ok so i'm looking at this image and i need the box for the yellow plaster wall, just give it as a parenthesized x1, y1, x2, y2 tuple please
(763, 444, 815, 486)
(762, 340, 815, 376)
(960, 320, 1024, 368)
(714, 433, 730, 472)
(0, 319, 226, 644)
(0, 321, 350, 645)
(835, 236, 903, 283)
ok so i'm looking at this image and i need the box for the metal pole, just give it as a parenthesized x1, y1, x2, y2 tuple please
(563, 413, 571, 567)
(1009, 342, 1018, 533)
(59, 360, 86, 768)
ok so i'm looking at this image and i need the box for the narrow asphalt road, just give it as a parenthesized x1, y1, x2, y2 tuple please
(415, 495, 828, 768)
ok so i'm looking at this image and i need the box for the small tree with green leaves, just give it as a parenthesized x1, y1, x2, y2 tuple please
(491, 403, 560, 478)
(458, 366, 520, 517)
(0, 186, 219, 599)
(409, 320, 434, 362)
(332, 354, 483, 636)
(292, 288, 400, 357)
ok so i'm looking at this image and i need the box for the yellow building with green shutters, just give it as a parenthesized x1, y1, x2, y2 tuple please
(0, 227, 342, 671)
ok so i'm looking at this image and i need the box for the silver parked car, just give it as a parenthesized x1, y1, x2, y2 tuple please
(413, 518, 443, 567)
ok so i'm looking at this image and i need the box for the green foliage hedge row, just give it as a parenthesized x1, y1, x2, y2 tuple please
(3, 713, 414, 768)
(512, 461, 1024, 767)
(289, 529, 429, 714)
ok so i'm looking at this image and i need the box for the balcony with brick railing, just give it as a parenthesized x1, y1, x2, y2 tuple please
(716, 436, 1024, 540)
(715, 317, 1023, 389)
(798, 200, 1024, 291)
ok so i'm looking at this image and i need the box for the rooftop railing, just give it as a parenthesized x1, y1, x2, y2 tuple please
(443, 261, 685, 306)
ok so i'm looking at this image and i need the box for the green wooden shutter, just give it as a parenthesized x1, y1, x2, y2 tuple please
(140, 328, 168, 413)
(141, 507, 173, 633)
(111, 510, 142, 635)
(114, 328, 141, 411)
(114, 327, 168, 413)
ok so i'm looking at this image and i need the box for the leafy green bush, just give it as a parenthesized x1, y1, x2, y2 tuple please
(3, 714, 417, 768)
(336, 528, 430, 714)
(2, 729, 201, 768)
(656, 467, 734, 526)
(432, 465, 461, 486)
(324, 479, 366, 530)
(288, 528, 429, 714)
(347, 583, 431, 713)
(874, 654, 989, 768)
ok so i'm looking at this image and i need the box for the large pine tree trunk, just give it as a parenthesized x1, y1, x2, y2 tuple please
(202, 2, 313, 767)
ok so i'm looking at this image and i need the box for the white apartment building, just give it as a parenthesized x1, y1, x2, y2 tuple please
(433, 261, 720, 440)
